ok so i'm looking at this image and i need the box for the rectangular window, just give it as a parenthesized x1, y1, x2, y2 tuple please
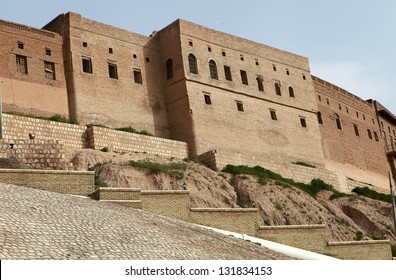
(224, 66, 232, 81)
(133, 68, 143, 84)
(108, 63, 118, 79)
(44, 61, 56, 80)
(16, 55, 28, 74)
(270, 110, 277, 121)
(18, 42, 24, 49)
(82, 57, 93, 73)
(367, 129, 372, 139)
(300, 117, 307, 128)
(240, 70, 248, 85)
(256, 75, 264, 92)
(236, 101, 244, 112)
(336, 118, 342, 130)
(109, 48, 113, 54)
(317, 112, 323, 125)
(45, 48, 52, 56)
(353, 124, 360, 136)
(374, 131, 379, 142)
(204, 94, 211, 105)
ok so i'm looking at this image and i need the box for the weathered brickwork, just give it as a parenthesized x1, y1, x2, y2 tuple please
(327, 240, 392, 260)
(87, 126, 188, 159)
(0, 169, 94, 195)
(0, 139, 64, 169)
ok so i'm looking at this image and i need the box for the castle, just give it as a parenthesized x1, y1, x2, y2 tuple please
(0, 12, 395, 193)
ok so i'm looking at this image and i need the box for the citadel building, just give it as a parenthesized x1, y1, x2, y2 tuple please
(0, 12, 395, 193)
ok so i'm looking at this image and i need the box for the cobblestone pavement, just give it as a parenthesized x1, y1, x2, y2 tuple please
(0, 184, 291, 260)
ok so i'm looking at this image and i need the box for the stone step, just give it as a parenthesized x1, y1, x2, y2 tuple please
(100, 199, 142, 209)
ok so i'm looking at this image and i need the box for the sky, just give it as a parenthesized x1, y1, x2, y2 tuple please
(1, 0, 395, 113)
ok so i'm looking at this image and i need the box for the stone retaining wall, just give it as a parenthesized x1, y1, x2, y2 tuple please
(327, 240, 392, 260)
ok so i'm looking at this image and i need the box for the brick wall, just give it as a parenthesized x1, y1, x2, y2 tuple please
(190, 208, 259, 236)
(327, 240, 392, 260)
(93, 188, 141, 201)
(140, 190, 191, 222)
(3, 113, 87, 149)
(0, 169, 95, 195)
(0, 139, 64, 169)
(87, 126, 188, 159)
(257, 225, 328, 253)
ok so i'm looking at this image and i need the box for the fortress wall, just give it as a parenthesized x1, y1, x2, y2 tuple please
(0, 169, 94, 196)
(87, 126, 188, 159)
(190, 208, 259, 236)
(257, 225, 328, 253)
(3, 113, 87, 149)
(327, 240, 392, 260)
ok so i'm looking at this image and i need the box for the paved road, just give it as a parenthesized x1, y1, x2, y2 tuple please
(0, 184, 291, 260)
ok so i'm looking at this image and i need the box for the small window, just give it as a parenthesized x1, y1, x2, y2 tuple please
(109, 48, 113, 54)
(270, 110, 277, 121)
(18, 42, 24, 49)
(82, 42, 88, 47)
(45, 48, 52, 56)
(133, 68, 143, 84)
(188, 40, 193, 46)
(317, 112, 323, 125)
(288, 86, 295, 97)
(224, 65, 232, 81)
(393, 129, 395, 137)
(255, 59, 259, 66)
(372, 118, 375, 125)
(146, 57, 150, 62)
(222, 50, 226, 56)
(16, 55, 28, 74)
(367, 129, 372, 139)
(188, 54, 198, 74)
(374, 131, 379, 142)
(108, 63, 118, 79)
(209, 60, 218, 79)
(346, 107, 349, 113)
(240, 55, 244, 61)
(318, 95, 322, 101)
(336, 117, 342, 130)
(300, 117, 307, 128)
(326, 98, 330, 105)
(356, 111, 359, 118)
(286, 69, 290, 75)
(388, 126, 391, 133)
(256, 75, 264, 92)
(381, 121, 384, 128)
(82, 57, 93, 74)
(274, 82, 281, 96)
(272, 64, 277, 71)
(353, 124, 360, 136)
(207, 45, 212, 52)
(240, 70, 248, 85)
(236, 101, 244, 112)
(44, 61, 56, 80)
(133, 54, 137, 59)
(204, 94, 212, 105)
(338, 103, 342, 110)
(302, 74, 306, 80)
(363, 114, 366, 120)
(166, 59, 173, 80)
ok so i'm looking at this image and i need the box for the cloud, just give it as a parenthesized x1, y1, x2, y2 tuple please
(311, 61, 396, 113)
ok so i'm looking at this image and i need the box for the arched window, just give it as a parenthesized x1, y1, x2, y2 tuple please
(288, 86, 295, 97)
(274, 82, 281, 96)
(166, 59, 173, 80)
(209, 59, 218, 79)
(188, 54, 198, 74)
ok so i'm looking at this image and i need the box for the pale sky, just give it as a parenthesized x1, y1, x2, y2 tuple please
(1, 0, 395, 113)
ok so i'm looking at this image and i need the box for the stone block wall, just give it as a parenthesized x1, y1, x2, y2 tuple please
(190, 208, 259, 237)
(0, 169, 95, 196)
(257, 225, 328, 253)
(0, 139, 64, 169)
(3, 114, 87, 149)
(93, 188, 141, 201)
(327, 240, 392, 260)
(87, 126, 188, 159)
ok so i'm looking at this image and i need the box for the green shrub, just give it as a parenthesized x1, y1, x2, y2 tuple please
(264, 219, 271, 226)
(6, 112, 78, 124)
(100, 146, 109, 152)
(95, 177, 108, 188)
(128, 160, 187, 179)
(392, 245, 396, 257)
(292, 161, 316, 168)
(355, 231, 363, 241)
(329, 191, 350, 200)
(116, 126, 153, 136)
(352, 187, 391, 203)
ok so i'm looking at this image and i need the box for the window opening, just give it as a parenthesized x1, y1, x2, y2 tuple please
(166, 59, 173, 80)
(209, 60, 218, 79)
(256, 75, 264, 92)
(236, 101, 244, 112)
(367, 129, 372, 139)
(274, 82, 281, 96)
(224, 65, 232, 81)
(44, 61, 56, 80)
(108, 63, 118, 79)
(204, 94, 212, 105)
(288, 86, 295, 97)
(16, 55, 28, 74)
(300, 117, 307, 128)
(188, 54, 198, 74)
(82, 57, 93, 74)
(270, 110, 277, 121)
(133, 68, 143, 84)
(240, 70, 248, 85)
(317, 112, 323, 124)
(353, 124, 360, 136)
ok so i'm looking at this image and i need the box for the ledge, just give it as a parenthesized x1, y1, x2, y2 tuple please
(259, 224, 326, 230)
(141, 190, 190, 194)
(328, 240, 390, 246)
(190, 208, 257, 213)
(99, 188, 141, 192)
(0, 169, 94, 175)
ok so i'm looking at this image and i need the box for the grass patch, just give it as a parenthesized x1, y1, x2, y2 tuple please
(222, 164, 335, 197)
(329, 191, 351, 200)
(115, 126, 153, 136)
(352, 187, 392, 204)
(292, 161, 316, 168)
(128, 160, 187, 180)
(95, 177, 108, 188)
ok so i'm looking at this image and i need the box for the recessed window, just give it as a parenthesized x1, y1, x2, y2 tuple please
(338, 103, 342, 110)
(317, 112, 323, 124)
(240, 70, 248, 85)
(166, 59, 173, 80)
(45, 48, 52, 56)
(272, 64, 277, 71)
(356, 111, 359, 118)
(302, 74, 306, 80)
(270, 110, 277, 121)
(188, 54, 198, 74)
(326, 98, 330, 105)
(353, 124, 360, 136)
(372, 118, 375, 125)
(133, 68, 143, 84)
(188, 40, 193, 46)
(300, 117, 307, 128)
(82, 42, 88, 47)
(222, 50, 226, 56)
(108, 63, 118, 79)
(288, 86, 295, 97)
(209, 59, 218, 79)
(274, 82, 281, 96)
(44, 61, 56, 80)
(204, 94, 212, 105)
(256, 75, 264, 92)
(388, 126, 391, 133)
(17, 42, 24, 49)
(224, 65, 232, 81)
(336, 116, 342, 130)
(286, 69, 290, 75)
(367, 129, 372, 139)
(82, 57, 93, 74)
(146, 57, 150, 62)
(240, 55, 244, 61)
(15, 55, 28, 74)
(207, 45, 212, 52)
(255, 59, 259, 66)
(374, 131, 379, 142)
(236, 101, 244, 112)
(133, 54, 137, 59)
(109, 48, 113, 54)
(363, 114, 366, 120)
(346, 107, 349, 113)
(318, 95, 322, 101)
